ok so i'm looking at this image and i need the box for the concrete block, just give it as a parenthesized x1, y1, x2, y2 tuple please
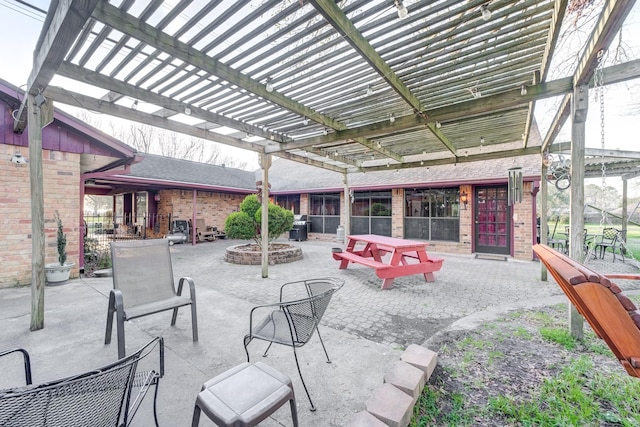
(400, 344, 437, 380)
(347, 411, 389, 427)
(384, 360, 425, 403)
(366, 383, 413, 427)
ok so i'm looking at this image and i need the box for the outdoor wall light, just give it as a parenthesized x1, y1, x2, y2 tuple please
(265, 77, 274, 93)
(10, 153, 28, 165)
(389, 113, 395, 123)
(460, 192, 468, 209)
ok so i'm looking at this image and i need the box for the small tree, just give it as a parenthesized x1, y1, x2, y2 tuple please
(54, 211, 67, 265)
(224, 194, 294, 249)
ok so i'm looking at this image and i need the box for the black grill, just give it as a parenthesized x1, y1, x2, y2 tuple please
(289, 215, 308, 241)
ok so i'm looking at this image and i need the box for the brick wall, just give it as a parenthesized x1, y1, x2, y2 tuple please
(0, 145, 80, 288)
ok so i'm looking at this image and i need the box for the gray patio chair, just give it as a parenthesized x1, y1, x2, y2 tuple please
(106, 239, 198, 358)
(594, 227, 626, 262)
(0, 336, 164, 427)
(243, 277, 344, 411)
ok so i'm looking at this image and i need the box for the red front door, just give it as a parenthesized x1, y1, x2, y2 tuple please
(474, 186, 510, 255)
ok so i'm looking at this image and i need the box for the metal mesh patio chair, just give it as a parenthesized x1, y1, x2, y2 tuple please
(106, 239, 198, 358)
(0, 337, 164, 427)
(243, 277, 344, 411)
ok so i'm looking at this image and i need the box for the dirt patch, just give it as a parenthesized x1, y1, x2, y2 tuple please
(421, 303, 630, 425)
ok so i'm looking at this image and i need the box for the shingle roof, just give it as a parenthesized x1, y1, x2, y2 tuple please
(129, 153, 256, 191)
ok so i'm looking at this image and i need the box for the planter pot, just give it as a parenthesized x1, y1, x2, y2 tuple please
(45, 262, 75, 284)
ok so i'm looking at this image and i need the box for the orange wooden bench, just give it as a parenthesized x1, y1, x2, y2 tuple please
(533, 244, 640, 377)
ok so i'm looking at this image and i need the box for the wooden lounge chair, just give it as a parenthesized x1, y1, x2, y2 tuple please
(0, 337, 164, 426)
(533, 244, 640, 377)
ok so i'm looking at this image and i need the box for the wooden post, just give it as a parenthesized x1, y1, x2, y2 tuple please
(622, 178, 628, 239)
(569, 84, 588, 340)
(540, 162, 548, 282)
(29, 94, 46, 331)
(342, 173, 349, 245)
(260, 153, 272, 278)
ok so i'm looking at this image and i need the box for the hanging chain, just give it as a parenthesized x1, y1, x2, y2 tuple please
(595, 49, 607, 227)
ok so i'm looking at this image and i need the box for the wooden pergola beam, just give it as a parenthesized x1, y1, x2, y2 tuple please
(57, 62, 279, 142)
(271, 58, 640, 154)
(13, 0, 101, 132)
(309, 0, 457, 155)
(542, 0, 637, 150)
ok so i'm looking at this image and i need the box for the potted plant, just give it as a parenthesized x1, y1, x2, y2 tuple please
(44, 211, 75, 284)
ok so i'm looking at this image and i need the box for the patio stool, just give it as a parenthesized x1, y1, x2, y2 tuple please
(191, 361, 299, 427)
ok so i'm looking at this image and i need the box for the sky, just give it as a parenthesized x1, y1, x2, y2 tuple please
(0, 1, 638, 178)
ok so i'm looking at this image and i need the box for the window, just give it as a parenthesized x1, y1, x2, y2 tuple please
(274, 194, 300, 214)
(351, 191, 392, 236)
(309, 193, 340, 234)
(404, 188, 460, 241)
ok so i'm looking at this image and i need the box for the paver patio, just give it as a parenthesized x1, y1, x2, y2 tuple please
(1, 238, 639, 426)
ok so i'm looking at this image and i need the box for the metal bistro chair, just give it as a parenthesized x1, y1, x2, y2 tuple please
(594, 228, 626, 263)
(0, 337, 164, 427)
(106, 239, 198, 358)
(243, 278, 344, 411)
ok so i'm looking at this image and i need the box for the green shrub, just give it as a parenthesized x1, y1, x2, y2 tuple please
(224, 195, 294, 248)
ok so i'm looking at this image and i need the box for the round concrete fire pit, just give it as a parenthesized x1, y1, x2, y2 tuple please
(225, 243, 303, 265)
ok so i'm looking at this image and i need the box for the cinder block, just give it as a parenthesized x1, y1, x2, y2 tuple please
(400, 344, 438, 380)
(384, 360, 425, 403)
(347, 411, 389, 427)
(366, 383, 413, 427)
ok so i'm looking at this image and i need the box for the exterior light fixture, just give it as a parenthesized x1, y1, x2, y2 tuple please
(520, 85, 527, 96)
(302, 117, 309, 125)
(389, 113, 395, 123)
(480, 136, 485, 145)
(132, 100, 138, 110)
(10, 152, 28, 165)
(435, 121, 441, 129)
(265, 77, 274, 93)
(420, 160, 424, 166)
(184, 107, 191, 115)
(366, 84, 373, 96)
(387, 161, 390, 167)
(395, 0, 408, 19)
(460, 192, 468, 209)
(323, 128, 328, 135)
(480, 4, 492, 21)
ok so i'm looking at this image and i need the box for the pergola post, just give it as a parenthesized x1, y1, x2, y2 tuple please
(569, 84, 589, 339)
(29, 94, 46, 331)
(260, 153, 272, 278)
(342, 173, 350, 245)
(540, 161, 548, 281)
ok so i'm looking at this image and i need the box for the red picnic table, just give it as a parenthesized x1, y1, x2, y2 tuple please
(332, 234, 444, 289)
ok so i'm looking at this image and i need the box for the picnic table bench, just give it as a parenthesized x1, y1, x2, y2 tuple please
(332, 234, 443, 289)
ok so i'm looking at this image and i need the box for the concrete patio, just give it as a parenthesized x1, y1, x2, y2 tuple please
(1, 238, 639, 426)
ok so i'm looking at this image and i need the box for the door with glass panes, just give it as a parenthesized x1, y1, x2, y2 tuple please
(474, 186, 510, 255)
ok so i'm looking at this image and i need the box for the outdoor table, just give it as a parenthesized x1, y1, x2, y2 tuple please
(332, 234, 444, 289)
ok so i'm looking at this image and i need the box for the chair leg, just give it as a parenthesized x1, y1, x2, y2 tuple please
(291, 346, 316, 411)
(116, 314, 126, 359)
(190, 302, 198, 342)
(315, 328, 331, 364)
(289, 396, 299, 427)
(105, 295, 115, 345)
(191, 404, 201, 427)
(262, 342, 274, 358)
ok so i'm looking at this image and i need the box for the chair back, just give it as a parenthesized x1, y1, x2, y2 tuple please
(0, 337, 163, 427)
(280, 279, 343, 345)
(602, 227, 618, 243)
(284, 289, 336, 345)
(196, 218, 206, 230)
(111, 239, 176, 309)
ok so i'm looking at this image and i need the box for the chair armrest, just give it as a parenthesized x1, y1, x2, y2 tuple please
(177, 277, 196, 301)
(0, 348, 32, 386)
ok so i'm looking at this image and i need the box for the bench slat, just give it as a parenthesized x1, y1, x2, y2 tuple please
(333, 251, 390, 269)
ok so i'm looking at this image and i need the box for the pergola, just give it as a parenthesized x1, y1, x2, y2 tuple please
(16, 0, 640, 330)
